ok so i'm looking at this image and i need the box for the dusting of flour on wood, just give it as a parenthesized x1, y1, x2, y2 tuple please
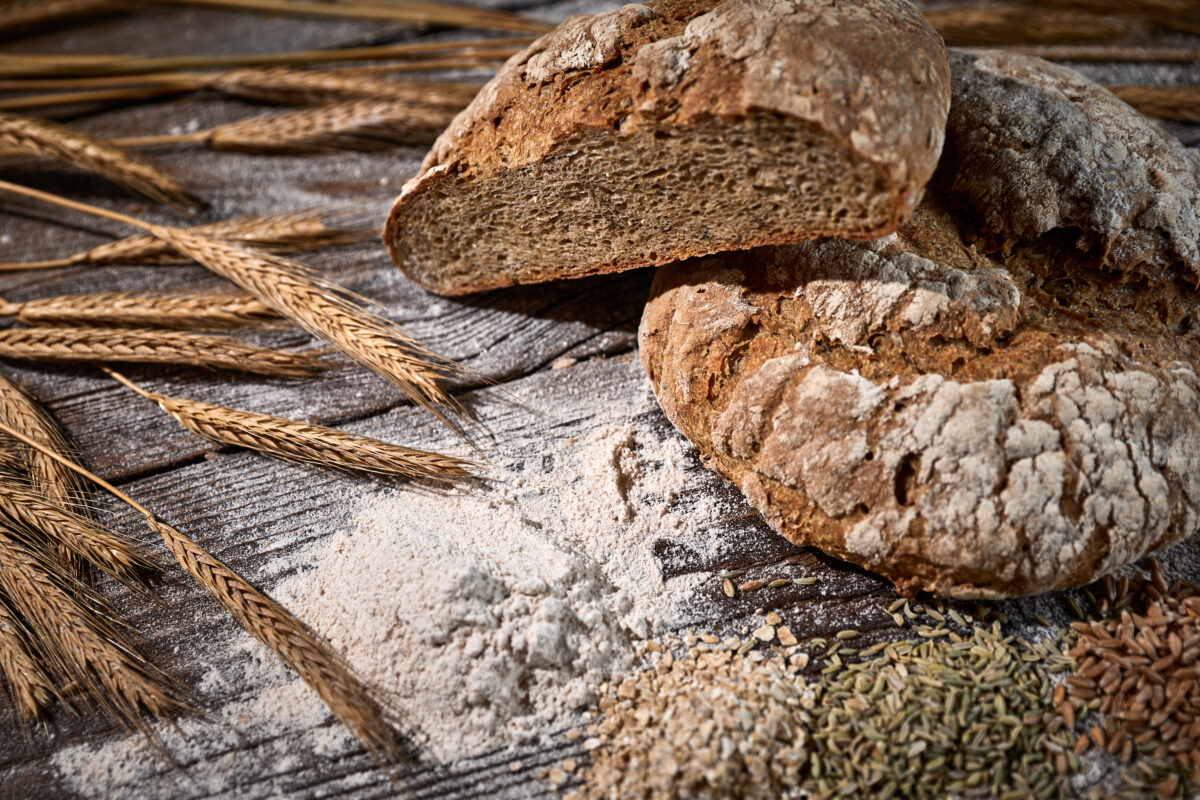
(273, 402, 741, 761)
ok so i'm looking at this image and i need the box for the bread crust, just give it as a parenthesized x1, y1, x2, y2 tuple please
(386, 0, 950, 295)
(640, 53, 1200, 599)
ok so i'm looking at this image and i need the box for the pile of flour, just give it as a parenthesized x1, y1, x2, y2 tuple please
(274, 408, 743, 761)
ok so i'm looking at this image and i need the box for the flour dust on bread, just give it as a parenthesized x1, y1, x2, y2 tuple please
(640, 51, 1200, 599)
(385, 0, 951, 296)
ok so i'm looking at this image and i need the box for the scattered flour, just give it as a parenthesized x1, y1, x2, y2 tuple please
(51, 633, 357, 800)
(50, 379, 751, 796)
(273, 411, 739, 761)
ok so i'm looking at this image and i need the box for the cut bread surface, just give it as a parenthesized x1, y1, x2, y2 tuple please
(385, 0, 951, 295)
(388, 114, 894, 295)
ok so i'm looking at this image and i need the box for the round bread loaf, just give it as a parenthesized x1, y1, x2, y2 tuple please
(386, 0, 950, 296)
(639, 51, 1200, 598)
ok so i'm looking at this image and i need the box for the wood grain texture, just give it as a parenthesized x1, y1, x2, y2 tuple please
(1, 2, 1199, 798)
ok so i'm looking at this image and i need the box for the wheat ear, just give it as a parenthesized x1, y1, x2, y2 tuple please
(205, 68, 480, 107)
(0, 420, 404, 765)
(113, 97, 457, 153)
(0, 291, 281, 330)
(0, 113, 198, 209)
(0, 327, 327, 377)
(0, 528, 187, 728)
(0, 595, 56, 719)
(155, 229, 465, 426)
(105, 368, 471, 480)
(0, 208, 371, 271)
(0, 181, 462, 425)
(0, 478, 156, 583)
(1108, 84, 1200, 123)
(0, 372, 90, 573)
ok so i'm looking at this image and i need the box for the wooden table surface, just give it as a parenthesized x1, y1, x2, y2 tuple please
(1, 3, 1199, 798)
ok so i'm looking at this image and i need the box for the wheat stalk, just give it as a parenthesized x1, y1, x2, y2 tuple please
(0, 420, 404, 765)
(105, 368, 471, 480)
(0, 291, 281, 330)
(1024, 0, 1199, 12)
(0, 84, 195, 112)
(0, 327, 327, 377)
(0, 478, 155, 583)
(0, 208, 370, 271)
(1108, 84, 1200, 122)
(144, 0, 551, 32)
(0, 0, 125, 35)
(974, 44, 1200, 62)
(0, 595, 55, 720)
(0, 37, 530, 78)
(925, 6, 1136, 46)
(0, 113, 197, 209)
(0, 71, 485, 113)
(0, 527, 186, 728)
(113, 97, 457, 153)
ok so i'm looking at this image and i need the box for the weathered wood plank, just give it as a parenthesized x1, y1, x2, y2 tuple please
(1, 3, 1199, 798)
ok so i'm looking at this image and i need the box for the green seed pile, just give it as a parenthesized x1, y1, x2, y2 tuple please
(805, 622, 1079, 800)
(563, 637, 814, 800)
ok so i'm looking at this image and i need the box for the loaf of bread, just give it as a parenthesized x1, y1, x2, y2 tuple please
(386, 0, 950, 296)
(639, 51, 1200, 598)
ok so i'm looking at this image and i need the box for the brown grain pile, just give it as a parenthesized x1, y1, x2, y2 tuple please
(1065, 568, 1200, 799)
(562, 636, 814, 800)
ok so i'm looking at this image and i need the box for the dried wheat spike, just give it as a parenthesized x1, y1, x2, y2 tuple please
(0, 290, 281, 330)
(205, 97, 456, 153)
(1109, 85, 1200, 123)
(0, 326, 327, 377)
(0, 372, 89, 572)
(0, 112, 197, 208)
(116, 375, 470, 480)
(206, 68, 480, 108)
(150, 228, 464, 425)
(0, 209, 369, 271)
(119, 98, 456, 154)
(0, 594, 55, 720)
(0, 528, 186, 727)
(149, 516, 402, 764)
(0, 478, 155, 582)
(925, 6, 1135, 46)
(70, 209, 371, 268)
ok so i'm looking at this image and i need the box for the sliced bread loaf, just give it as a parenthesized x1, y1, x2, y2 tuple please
(385, 0, 951, 295)
(639, 52, 1200, 598)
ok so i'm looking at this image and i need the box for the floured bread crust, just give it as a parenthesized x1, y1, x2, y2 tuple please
(386, 0, 950, 295)
(640, 53, 1200, 598)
